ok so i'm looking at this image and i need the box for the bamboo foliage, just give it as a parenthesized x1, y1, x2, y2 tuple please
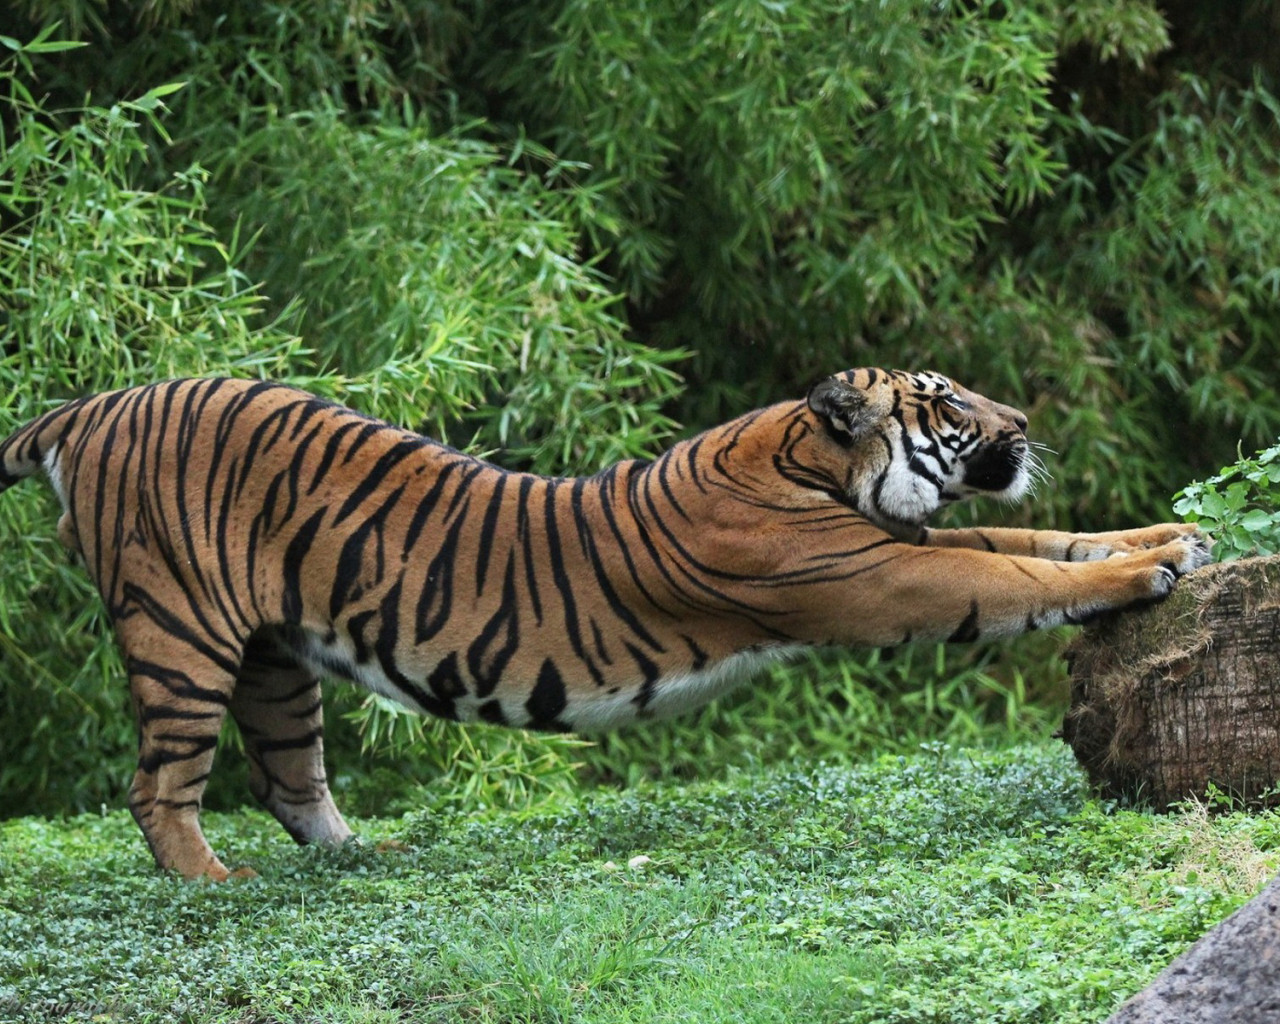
(2, 1, 1278, 812)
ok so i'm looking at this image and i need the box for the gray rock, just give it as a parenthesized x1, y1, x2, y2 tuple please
(1107, 870, 1280, 1023)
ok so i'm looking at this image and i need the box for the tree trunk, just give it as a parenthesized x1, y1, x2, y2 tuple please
(1062, 555, 1280, 810)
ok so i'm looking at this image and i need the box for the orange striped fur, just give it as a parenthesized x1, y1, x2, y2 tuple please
(0, 370, 1209, 877)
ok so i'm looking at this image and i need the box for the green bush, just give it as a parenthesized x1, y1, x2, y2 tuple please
(3, 1, 1279, 817)
(1174, 441, 1280, 559)
(469, 0, 1063, 326)
(212, 106, 683, 470)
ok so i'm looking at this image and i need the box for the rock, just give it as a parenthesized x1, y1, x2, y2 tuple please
(1106, 869, 1280, 1023)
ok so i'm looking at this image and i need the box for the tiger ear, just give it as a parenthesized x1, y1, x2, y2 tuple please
(807, 376, 876, 442)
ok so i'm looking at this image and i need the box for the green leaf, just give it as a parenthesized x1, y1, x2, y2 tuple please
(130, 82, 187, 112)
(1238, 509, 1275, 532)
(20, 39, 87, 55)
(1197, 491, 1230, 518)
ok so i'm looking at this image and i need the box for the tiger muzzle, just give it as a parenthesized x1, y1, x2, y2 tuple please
(962, 441, 1026, 494)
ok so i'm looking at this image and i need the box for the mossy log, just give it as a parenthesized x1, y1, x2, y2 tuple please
(1063, 555, 1280, 810)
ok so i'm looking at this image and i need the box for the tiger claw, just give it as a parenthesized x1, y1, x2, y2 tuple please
(1157, 533, 1213, 584)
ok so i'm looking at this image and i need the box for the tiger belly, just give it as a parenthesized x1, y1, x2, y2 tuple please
(287, 627, 800, 732)
(567, 644, 803, 731)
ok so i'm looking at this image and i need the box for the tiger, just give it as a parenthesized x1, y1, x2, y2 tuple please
(0, 369, 1210, 879)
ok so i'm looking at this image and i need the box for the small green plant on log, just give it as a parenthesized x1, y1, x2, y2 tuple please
(1174, 442, 1280, 560)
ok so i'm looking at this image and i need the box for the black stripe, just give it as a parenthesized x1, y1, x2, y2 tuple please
(424, 651, 465, 719)
(234, 404, 297, 502)
(467, 552, 521, 698)
(247, 730, 324, 754)
(570, 475, 666, 652)
(525, 658, 569, 729)
(282, 508, 328, 623)
(683, 635, 708, 670)
(333, 437, 428, 526)
(516, 475, 544, 624)
(414, 498, 470, 643)
(474, 473, 509, 597)
(947, 600, 981, 643)
(339, 421, 384, 465)
(402, 457, 462, 558)
(307, 420, 367, 496)
(120, 584, 242, 678)
(593, 465, 674, 618)
(174, 384, 250, 634)
(129, 657, 234, 704)
(627, 641, 663, 713)
(328, 482, 406, 619)
(137, 735, 219, 774)
(542, 480, 601, 683)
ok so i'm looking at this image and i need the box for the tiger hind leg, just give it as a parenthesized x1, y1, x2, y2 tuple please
(124, 645, 238, 881)
(230, 628, 352, 849)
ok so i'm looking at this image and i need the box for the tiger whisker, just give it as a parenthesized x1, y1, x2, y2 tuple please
(1020, 442, 1054, 498)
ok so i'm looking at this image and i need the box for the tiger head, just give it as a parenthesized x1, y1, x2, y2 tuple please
(804, 368, 1031, 534)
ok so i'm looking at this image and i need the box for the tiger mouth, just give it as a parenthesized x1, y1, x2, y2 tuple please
(962, 442, 1028, 496)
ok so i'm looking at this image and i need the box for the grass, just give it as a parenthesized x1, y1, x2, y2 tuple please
(0, 744, 1276, 1024)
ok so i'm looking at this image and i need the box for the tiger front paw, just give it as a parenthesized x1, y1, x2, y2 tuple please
(1143, 531, 1214, 597)
(1105, 522, 1211, 555)
(1167, 528, 1213, 571)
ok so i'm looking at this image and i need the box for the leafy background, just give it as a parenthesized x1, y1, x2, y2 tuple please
(1, 0, 1278, 817)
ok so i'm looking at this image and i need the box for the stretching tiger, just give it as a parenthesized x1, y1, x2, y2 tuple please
(0, 370, 1209, 879)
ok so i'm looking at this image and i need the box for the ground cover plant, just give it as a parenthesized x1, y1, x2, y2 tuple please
(2, 745, 1276, 1023)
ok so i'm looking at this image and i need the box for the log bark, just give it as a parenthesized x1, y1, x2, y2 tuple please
(1105, 868, 1280, 1023)
(1063, 555, 1280, 810)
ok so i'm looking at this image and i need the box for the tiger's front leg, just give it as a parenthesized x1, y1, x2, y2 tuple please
(803, 529, 1212, 647)
(920, 522, 1207, 563)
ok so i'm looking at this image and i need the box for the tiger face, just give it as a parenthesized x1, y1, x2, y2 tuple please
(805, 368, 1032, 535)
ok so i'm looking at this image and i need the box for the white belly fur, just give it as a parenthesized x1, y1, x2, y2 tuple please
(558, 644, 804, 732)
(291, 627, 803, 733)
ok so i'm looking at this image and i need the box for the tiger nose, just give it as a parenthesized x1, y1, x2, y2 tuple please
(996, 403, 1028, 433)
